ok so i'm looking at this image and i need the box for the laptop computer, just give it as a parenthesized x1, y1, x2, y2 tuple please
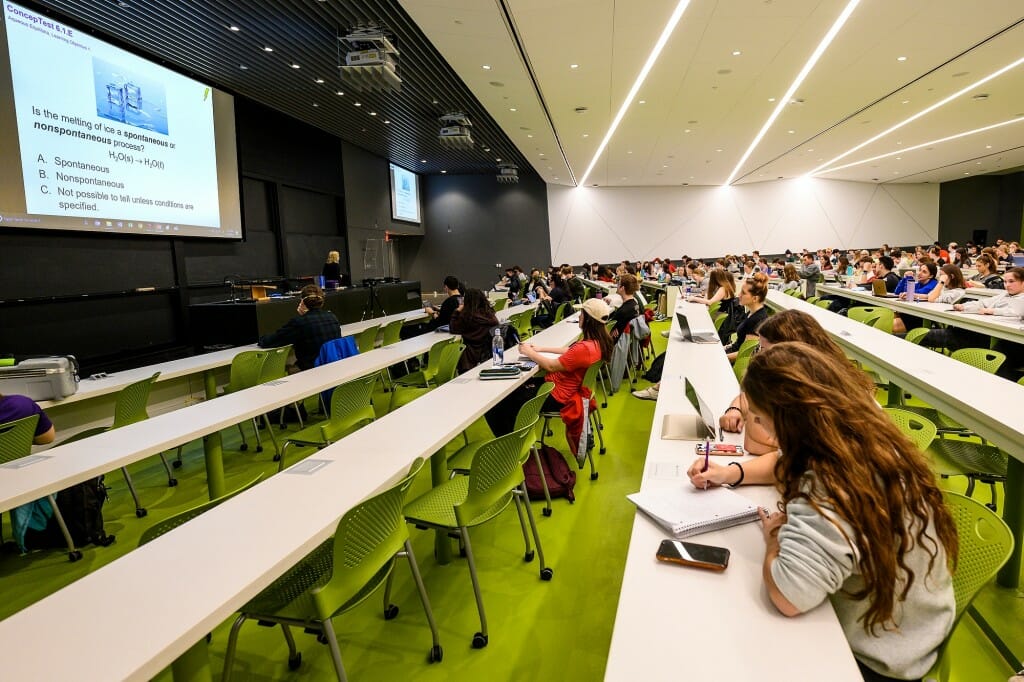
(661, 379, 717, 440)
(1012, 254, 1024, 268)
(871, 279, 897, 298)
(675, 312, 719, 343)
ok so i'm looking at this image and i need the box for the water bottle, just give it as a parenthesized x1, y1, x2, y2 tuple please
(905, 280, 916, 302)
(492, 327, 505, 365)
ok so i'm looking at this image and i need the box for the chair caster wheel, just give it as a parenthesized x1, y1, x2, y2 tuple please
(546, 429, 553, 437)
(68, 550, 82, 562)
(428, 644, 443, 663)
(599, 423, 604, 430)
(273, 454, 281, 462)
(167, 478, 178, 487)
(288, 652, 302, 671)
(239, 443, 249, 451)
(135, 508, 148, 518)
(472, 633, 488, 649)
(172, 460, 183, 469)
(524, 550, 534, 563)
(384, 604, 399, 620)
(317, 633, 328, 644)
(602, 402, 608, 408)
(542, 507, 552, 517)
(540, 567, 554, 581)
(600, 447, 606, 454)
(255, 445, 264, 453)
(590, 472, 599, 481)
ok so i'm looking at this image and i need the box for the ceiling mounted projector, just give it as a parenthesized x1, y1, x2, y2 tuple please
(439, 112, 474, 149)
(338, 25, 401, 93)
(497, 163, 519, 184)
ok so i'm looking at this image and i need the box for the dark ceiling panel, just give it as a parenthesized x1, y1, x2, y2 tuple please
(28, 0, 532, 177)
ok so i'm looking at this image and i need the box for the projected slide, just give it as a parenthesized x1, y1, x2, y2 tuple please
(390, 163, 421, 223)
(0, 1, 240, 238)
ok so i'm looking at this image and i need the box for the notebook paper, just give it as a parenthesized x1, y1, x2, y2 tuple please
(627, 486, 760, 538)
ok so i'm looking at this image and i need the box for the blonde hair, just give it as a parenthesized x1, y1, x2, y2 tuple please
(326, 250, 340, 264)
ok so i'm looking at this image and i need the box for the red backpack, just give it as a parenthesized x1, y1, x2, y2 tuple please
(523, 445, 576, 503)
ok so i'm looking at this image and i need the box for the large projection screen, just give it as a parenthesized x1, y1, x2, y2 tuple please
(0, 1, 242, 239)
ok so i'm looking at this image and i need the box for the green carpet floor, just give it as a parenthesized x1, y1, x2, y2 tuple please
(1, 319, 1019, 681)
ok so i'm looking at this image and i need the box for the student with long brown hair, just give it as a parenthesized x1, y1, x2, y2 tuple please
(741, 343, 957, 682)
(688, 268, 735, 306)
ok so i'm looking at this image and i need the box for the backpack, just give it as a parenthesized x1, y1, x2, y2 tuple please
(26, 477, 115, 549)
(499, 322, 520, 350)
(523, 445, 576, 503)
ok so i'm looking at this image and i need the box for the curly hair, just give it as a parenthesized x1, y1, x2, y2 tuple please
(742, 342, 958, 634)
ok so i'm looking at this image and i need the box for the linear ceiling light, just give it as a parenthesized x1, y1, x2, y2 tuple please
(577, 0, 693, 187)
(810, 54, 1024, 175)
(815, 115, 1024, 175)
(724, 0, 861, 185)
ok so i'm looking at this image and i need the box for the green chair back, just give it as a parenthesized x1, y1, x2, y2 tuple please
(713, 313, 728, 331)
(805, 296, 820, 305)
(514, 383, 554, 433)
(226, 350, 269, 394)
(552, 302, 574, 324)
(814, 299, 832, 309)
(848, 307, 894, 328)
(862, 315, 894, 334)
(904, 327, 930, 346)
(943, 490, 1014, 621)
(433, 343, 466, 386)
(456, 424, 534, 527)
(138, 474, 264, 546)
(111, 372, 161, 429)
(322, 375, 378, 441)
(0, 415, 38, 465)
(354, 324, 381, 354)
(950, 348, 1005, 375)
(259, 345, 292, 383)
(581, 362, 603, 395)
(707, 302, 721, 317)
(379, 319, 404, 347)
(883, 408, 937, 452)
(512, 311, 533, 339)
(492, 297, 508, 312)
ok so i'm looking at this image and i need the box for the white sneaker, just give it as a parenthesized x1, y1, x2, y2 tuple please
(632, 386, 659, 400)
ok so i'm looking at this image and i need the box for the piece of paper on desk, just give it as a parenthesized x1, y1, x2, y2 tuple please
(627, 486, 760, 539)
(648, 461, 690, 479)
(1, 454, 52, 469)
(284, 459, 332, 475)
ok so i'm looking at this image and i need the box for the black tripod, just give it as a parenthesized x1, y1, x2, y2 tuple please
(361, 281, 388, 320)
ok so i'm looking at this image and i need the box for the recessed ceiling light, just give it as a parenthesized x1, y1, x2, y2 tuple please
(554, 176, 560, 179)
(986, 145, 992, 149)
(895, 156, 901, 160)
(732, 50, 741, 56)
(768, 97, 776, 102)
(583, 133, 589, 138)
(239, 65, 248, 70)
(976, 161, 982, 165)
(290, 63, 300, 69)
(432, 99, 438, 104)
(496, 158, 502, 162)
(662, 164, 668, 168)
(787, 130, 795, 134)
(570, 64, 579, 69)
(228, 25, 240, 32)
(725, 0, 860, 185)
(510, 107, 517, 112)
(420, 159, 426, 163)
(627, 150, 633, 154)
(263, 47, 273, 52)
(807, 148, 814, 152)
(639, 100, 646, 104)
(484, 147, 491, 151)
(482, 65, 491, 70)
(527, 134, 533, 138)
(336, 91, 344, 96)
(369, 112, 377, 116)
(312, 103, 319, 107)
(964, 172, 970, 175)
(384, 120, 390, 124)
(684, 129, 691, 133)
(901, 100, 909, 104)
(441, 170, 447, 174)
(354, 102, 362, 107)
(315, 78, 324, 84)
(715, 148, 723, 152)
(897, 56, 907, 61)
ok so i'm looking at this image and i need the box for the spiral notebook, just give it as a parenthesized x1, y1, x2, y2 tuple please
(626, 487, 761, 538)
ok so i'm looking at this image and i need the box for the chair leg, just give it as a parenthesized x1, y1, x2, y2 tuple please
(276, 442, 294, 473)
(520, 483, 552, 580)
(279, 624, 301, 671)
(158, 453, 178, 487)
(236, 423, 250, 451)
(964, 476, 976, 498)
(121, 467, 146, 517)
(47, 494, 81, 561)
(320, 618, 349, 682)
(262, 415, 280, 456)
(511, 493, 534, 561)
(293, 402, 304, 429)
(592, 412, 606, 455)
(382, 566, 397, 617)
(531, 445, 553, 516)
(987, 481, 999, 512)
(459, 527, 489, 648)
(251, 418, 264, 453)
(404, 541, 443, 661)
(221, 613, 248, 682)
(173, 446, 183, 468)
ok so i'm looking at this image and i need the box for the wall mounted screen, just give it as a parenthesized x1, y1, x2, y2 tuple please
(0, 1, 242, 238)
(389, 162, 421, 224)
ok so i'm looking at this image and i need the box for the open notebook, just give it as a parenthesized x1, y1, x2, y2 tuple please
(627, 486, 761, 539)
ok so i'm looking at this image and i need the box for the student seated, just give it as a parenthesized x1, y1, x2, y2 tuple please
(401, 276, 462, 339)
(449, 288, 500, 373)
(1, 393, 57, 551)
(952, 266, 1024, 380)
(608, 274, 640, 339)
(751, 344, 955, 682)
(965, 254, 1003, 289)
(724, 273, 769, 362)
(259, 284, 340, 371)
(891, 262, 938, 334)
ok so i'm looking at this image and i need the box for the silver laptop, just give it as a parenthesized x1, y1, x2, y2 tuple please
(676, 312, 719, 344)
(661, 379, 717, 440)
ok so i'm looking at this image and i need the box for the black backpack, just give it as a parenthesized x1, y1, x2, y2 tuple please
(26, 477, 115, 549)
(523, 445, 576, 503)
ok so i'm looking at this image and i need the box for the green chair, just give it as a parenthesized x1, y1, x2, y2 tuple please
(713, 313, 729, 332)
(0, 415, 81, 561)
(904, 327, 932, 346)
(805, 296, 819, 305)
(389, 343, 465, 413)
(924, 491, 1014, 682)
(276, 375, 377, 472)
(449, 384, 555, 514)
(223, 458, 441, 681)
(404, 425, 551, 650)
(61, 372, 172, 518)
(394, 337, 454, 389)
(138, 474, 264, 546)
(492, 297, 508, 312)
(539, 373, 601, 480)
(353, 323, 381, 355)
(883, 408, 937, 452)
(848, 307, 894, 333)
(260, 344, 303, 431)
(377, 318, 407, 391)
(732, 338, 759, 382)
(707, 301, 721, 317)
(950, 348, 1005, 375)
(222, 350, 271, 452)
(814, 299, 832, 309)
(511, 310, 533, 340)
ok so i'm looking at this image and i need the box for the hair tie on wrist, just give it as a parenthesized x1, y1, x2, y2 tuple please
(725, 461, 744, 488)
(724, 406, 742, 415)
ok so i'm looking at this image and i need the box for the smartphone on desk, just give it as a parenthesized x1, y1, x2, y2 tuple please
(656, 539, 730, 571)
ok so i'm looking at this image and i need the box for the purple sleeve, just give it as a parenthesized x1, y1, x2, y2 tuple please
(34, 405, 53, 437)
(0, 395, 52, 437)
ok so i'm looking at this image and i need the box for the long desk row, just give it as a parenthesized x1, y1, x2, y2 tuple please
(817, 284, 1024, 344)
(605, 300, 861, 680)
(0, 302, 561, 681)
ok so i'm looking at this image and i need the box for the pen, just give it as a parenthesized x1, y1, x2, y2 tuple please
(702, 437, 710, 490)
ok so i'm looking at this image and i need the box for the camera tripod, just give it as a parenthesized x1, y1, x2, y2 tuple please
(361, 280, 388, 320)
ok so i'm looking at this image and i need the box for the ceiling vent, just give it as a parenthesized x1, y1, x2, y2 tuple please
(338, 25, 401, 93)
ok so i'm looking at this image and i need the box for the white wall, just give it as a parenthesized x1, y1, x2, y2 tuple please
(547, 178, 938, 263)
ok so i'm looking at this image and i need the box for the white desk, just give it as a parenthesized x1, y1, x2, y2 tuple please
(766, 291, 1024, 591)
(339, 308, 428, 338)
(605, 301, 861, 681)
(0, 315, 584, 681)
(816, 284, 1024, 345)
